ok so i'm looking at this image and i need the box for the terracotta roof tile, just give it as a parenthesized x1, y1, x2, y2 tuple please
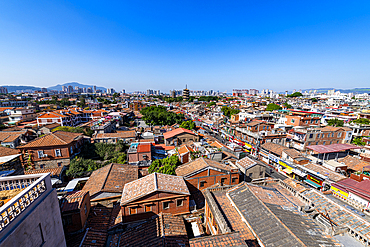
(60, 190, 89, 212)
(0, 146, 20, 157)
(109, 213, 189, 247)
(82, 163, 138, 197)
(24, 166, 64, 176)
(121, 173, 189, 205)
(189, 232, 247, 247)
(163, 128, 197, 140)
(339, 155, 370, 171)
(176, 157, 234, 177)
(95, 131, 136, 139)
(19, 131, 83, 148)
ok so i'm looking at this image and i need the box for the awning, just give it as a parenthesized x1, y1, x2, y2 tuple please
(304, 179, 322, 189)
(283, 168, 293, 174)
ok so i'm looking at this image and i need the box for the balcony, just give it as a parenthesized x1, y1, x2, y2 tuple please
(0, 173, 51, 235)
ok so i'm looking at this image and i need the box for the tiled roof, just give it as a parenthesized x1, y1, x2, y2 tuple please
(94, 131, 136, 139)
(25, 166, 65, 177)
(176, 157, 234, 177)
(210, 189, 257, 245)
(82, 163, 138, 197)
(303, 189, 370, 241)
(282, 148, 304, 159)
(108, 213, 189, 247)
(303, 163, 347, 182)
(339, 155, 370, 171)
(37, 112, 66, 118)
(189, 233, 247, 247)
(178, 144, 194, 156)
(163, 128, 197, 139)
(39, 122, 61, 130)
(60, 190, 89, 212)
(227, 183, 341, 247)
(0, 131, 24, 143)
(19, 131, 83, 148)
(0, 146, 20, 157)
(236, 156, 257, 169)
(261, 142, 288, 156)
(121, 173, 190, 205)
(137, 142, 151, 153)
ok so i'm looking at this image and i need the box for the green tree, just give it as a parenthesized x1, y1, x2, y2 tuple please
(77, 96, 86, 108)
(283, 102, 292, 109)
(221, 106, 240, 118)
(287, 92, 303, 97)
(327, 118, 344, 127)
(352, 137, 366, 146)
(140, 105, 184, 126)
(207, 102, 216, 107)
(352, 118, 370, 125)
(180, 120, 196, 130)
(266, 103, 282, 111)
(66, 157, 103, 178)
(148, 155, 181, 175)
(311, 98, 318, 102)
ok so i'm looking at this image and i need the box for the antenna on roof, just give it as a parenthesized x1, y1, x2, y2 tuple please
(186, 84, 187, 89)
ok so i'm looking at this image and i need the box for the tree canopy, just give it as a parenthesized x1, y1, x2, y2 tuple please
(283, 102, 292, 109)
(221, 106, 240, 118)
(266, 103, 282, 111)
(66, 141, 129, 178)
(148, 155, 181, 175)
(351, 118, 370, 125)
(53, 126, 94, 137)
(327, 118, 344, 127)
(287, 92, 303, 97)
(352, 137, 366, 146)
(179, 120, 196, 130)
(140, 105, 185, 126)
(207, 101, 216, 107)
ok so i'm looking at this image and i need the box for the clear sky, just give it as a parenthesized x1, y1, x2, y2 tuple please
(1, 1, 370, 93)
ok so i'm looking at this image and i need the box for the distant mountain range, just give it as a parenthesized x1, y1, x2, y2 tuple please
(1, 82, 107, 93)
(47, 82, 106, 91)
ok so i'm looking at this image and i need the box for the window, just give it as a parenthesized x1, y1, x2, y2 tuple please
(307, 142, 310, 146)
(177, 199, 183, 207)
(232, 177, 237, 183)
(200, 181, 206, 187)
(338, 132, 342, 137)
(55, 149, 61, 157)
(145, 205, 152, 212)
(259, 171, 264, 176)
(220, 178, 227, 186)
(323, 141, 326, 145)
(58, 162, 62, 167)
(40, 164, 44, 169)
(163, 202, 170, 210)
(309, 134, 313, 138)
(38, 150, 44, 158)
(291, 119, 295, 123)
(129, 207, 137, 215)
(70, 146, 73, 154)
(332, 133, 335, 137)
(316, 142, 319, 145)
(249, 173, 253, 178)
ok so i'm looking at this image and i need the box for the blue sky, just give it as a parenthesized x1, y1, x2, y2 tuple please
(1, 1, 370, 92)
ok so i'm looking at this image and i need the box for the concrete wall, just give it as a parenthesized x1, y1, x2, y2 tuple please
(1, 189, 66, 247)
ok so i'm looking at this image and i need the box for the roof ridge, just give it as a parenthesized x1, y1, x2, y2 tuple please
(51, 131, 69, 144)
(101, 163, 114, 191)
(154, 172, 158, 191)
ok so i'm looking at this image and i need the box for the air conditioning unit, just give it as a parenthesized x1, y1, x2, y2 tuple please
(43, 154, 48, 158)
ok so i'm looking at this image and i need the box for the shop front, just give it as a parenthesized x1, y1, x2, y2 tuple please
(304, 174, 323, 190)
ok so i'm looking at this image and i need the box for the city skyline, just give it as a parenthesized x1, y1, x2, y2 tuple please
(1, 1, 370, 91)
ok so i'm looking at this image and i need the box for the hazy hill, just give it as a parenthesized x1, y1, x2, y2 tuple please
(47, 82, 106, 91)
